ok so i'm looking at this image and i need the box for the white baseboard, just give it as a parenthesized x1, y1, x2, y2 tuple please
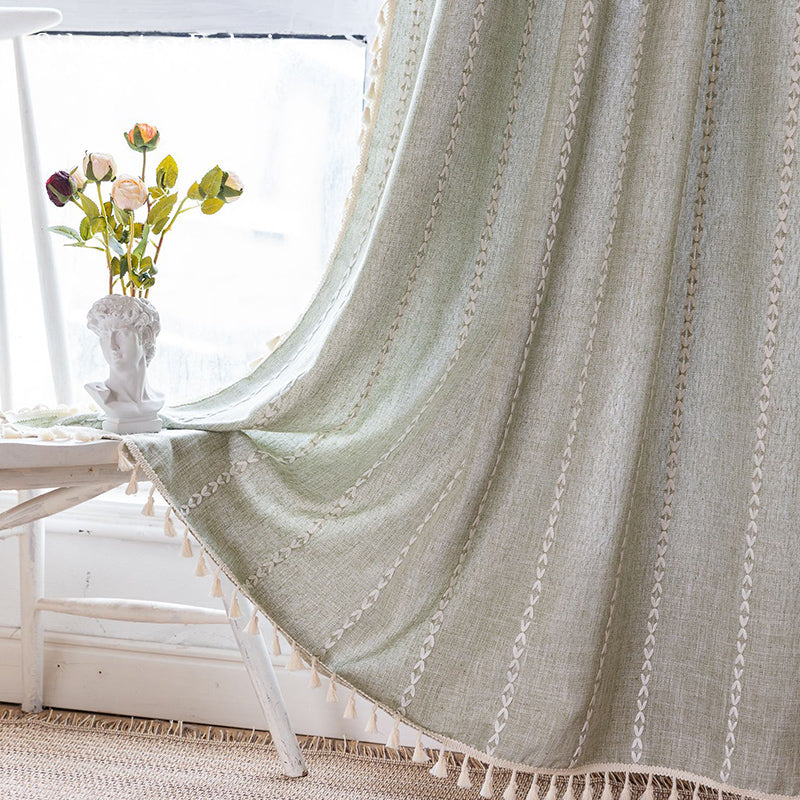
(0, 626, 434, 749)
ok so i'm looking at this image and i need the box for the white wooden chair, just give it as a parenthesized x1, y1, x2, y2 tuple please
(0, 8, 306, 778)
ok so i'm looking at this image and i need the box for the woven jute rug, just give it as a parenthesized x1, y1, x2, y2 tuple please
(0, 705, 490, 800)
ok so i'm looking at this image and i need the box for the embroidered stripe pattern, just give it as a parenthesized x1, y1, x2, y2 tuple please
(244, 0, 533, 590)
(720, 2, 800, 783)
(630, 0, 724, 764)
(318, 462, 465, 656)
(180, 450, 268, 516)
(568, 0, 650, 767)
(260, 1, 486, 442)
(486, 0, 604, 757)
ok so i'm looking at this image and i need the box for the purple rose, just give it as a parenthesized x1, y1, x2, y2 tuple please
(45, 170, 77, 207)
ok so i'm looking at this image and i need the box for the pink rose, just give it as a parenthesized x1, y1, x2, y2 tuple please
(82, 152, 117, 182)
(111, 174, 148, 211)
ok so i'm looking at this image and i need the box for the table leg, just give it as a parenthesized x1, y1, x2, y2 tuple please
(17, 489, 44, 713)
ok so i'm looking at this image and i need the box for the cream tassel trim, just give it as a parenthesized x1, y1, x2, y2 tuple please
(581, 776, 593, 800)
(117, 443, 134, 471)
(364, 704, 378, 734)
(412, 732, 430, 764)
(229, 589, 241, 619)
(691, 785, 700, 800)
(210, 569, 223, 598)
(600, 774, 613, 800)
(308, 658, 321, 689)
(343, 688, 357, 719)
(668, 778, 678, 800)
(181, 527, 193, 558)
(640, 775, 654, 800)
(288, 643, 304, 671)
(429, 749, 447, 779)
(125, 467, 138, 495)
(164, 508, 177, 538)
(245, 610, 259, 636)
(325, 675, 338, 703)
(479, 764, 494, 798)
(618, 774, 632, 800)
(525, 774, 541, 800)
(194, 549, 209, 577)
(386, 718, 400, 750)
(563, 775, 576, 800)
(457, 755, 471, 788)
(271, 626, 282, 656)
(503, 770, 519, 800)
(141, 485, 155, 516)
(40, 429, 55, 441)
(543, 774, 558, 800)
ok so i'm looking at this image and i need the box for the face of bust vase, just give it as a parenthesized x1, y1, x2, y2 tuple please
(99, 326, 145, 375)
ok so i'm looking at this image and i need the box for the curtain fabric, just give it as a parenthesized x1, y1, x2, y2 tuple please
(123, 0, 800, 796)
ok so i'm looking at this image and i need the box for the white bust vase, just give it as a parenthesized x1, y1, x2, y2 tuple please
(84, 294, 164, 434)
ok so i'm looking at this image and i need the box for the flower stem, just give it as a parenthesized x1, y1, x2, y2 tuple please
(94, 183, 116, 295)
(126, 210, 135, 297)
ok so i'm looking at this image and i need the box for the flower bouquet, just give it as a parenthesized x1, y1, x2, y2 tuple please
(45, 123, 244, 434)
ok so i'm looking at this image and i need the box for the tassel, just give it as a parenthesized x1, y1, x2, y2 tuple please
(365, 704, 378, 734)
(430, 749, 447, 779)
(194, 549, 209, 577)
(581, 776, 593, 800)
(412, 732, 430, 764)
(308, 658, 321, 689)
(600, 774, 613, 800)
(288, 643, 303, 671)
(272, 626, 282, 656)
(141, 485, 155, 516)
(544, 775, 559, 800)
(691, 784, 699, 800)
(117, 443, 133, 471)
(39, 429, 55, 441)
(640, 776, 654, 800)
(386, 718, 400, 750)
(229, 589, 241, 619)
(326, 675, 338, 703)
(210, 569, 223, 598)
(526, 774, 541, 800)
(125, 467, 138, 495)
(718, 789, 723, 800)
(181, 528, 193, 557)
(457, 755, 472, 789)
(668, 778, 678, 800)
(480, 764, 494, 798)
(245, 610, 259, 636)
(344, 688, 357, 719)
(564, 775, 576, 800)
(504, 770, 520, 800)
(164, 508, 177, 538)
(619, 774, 632, 800)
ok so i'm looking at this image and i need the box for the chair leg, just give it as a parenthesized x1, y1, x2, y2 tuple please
(224, 591, 307, 777)
(17, 489, 44, 713)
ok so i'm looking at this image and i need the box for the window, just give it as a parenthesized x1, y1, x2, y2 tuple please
(0, 2, 379, 407)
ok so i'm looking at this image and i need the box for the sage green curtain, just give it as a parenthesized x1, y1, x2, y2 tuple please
(126, 0, 800, 796)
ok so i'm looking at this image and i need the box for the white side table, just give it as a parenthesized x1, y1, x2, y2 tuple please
(0, 438, 307, 777)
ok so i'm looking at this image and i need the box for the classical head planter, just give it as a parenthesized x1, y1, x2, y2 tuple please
(85, 294, 164, 434)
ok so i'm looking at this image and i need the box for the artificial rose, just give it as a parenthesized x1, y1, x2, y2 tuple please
(111, 174, 148, 211)
(45, 170, 77, 207)
(218, 171, 243, 203)
(69, 165, 87, 192)
(125, 123, 160, 153)
(83, 152, 117, 182)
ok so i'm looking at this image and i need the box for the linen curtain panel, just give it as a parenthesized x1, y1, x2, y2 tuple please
(120, 0, 800, 796)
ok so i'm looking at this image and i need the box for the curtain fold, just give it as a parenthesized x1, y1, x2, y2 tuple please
(123, 1, 800, 795)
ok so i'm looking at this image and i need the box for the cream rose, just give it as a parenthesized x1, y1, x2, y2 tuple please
(82, 152, 117, 182)
(69, 165, 87, 191)
(219, 171, 244, 203)
(111, 174, 148, 211)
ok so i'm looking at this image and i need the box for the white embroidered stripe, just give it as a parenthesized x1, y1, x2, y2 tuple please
(486, 0, 598, 758)
(630, 0, 725, 765)
(569, 0, 651, 768)
(318, 462, 465, 657)
(719, 0, 800, 784)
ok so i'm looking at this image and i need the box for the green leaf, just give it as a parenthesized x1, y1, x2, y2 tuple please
(79, 217, 91, 240)
(80, 194, 100, 221)
(199, 166, 224, 200)
(112, 204, 127, 226)
(148, 186, 165, 200)
(132, 224, 150, 260)
(187, 181, 203, 201)
(48, 225, 82, 242)
(200, 197, 224, 215)
(111, 256, 121, 276)
(108, 234, 125, 256)
(156, 155, 178, 191)
(90, 216, 106, 235)
(147, 193, 177, 227)
(104, 201, 114, 219)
